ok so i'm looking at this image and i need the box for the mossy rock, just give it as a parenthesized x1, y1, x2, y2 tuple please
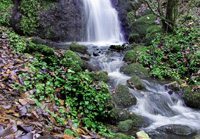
(120, 63, 149, 77)
(113, 133, 130, 139)
(89, 71, 110, 83)
(183, 86, 200, 109)
(157, 124, 195, 136)
(26, 43, 54, 56)
(143, 25, 161, 45)
(41, 46, 54, 56)
(65, 50, 83, 67)
(70, 42, 88, 54)
(128, 33, 140, 43)
(117, 120, 134, 131)
(129, 14, 159, 44)
(112, 84, 137, 108)
(123, 46, 147, 63)
(62, 50, 83, 72)
(127, 75, 146, 90)
(109, 108, 147, 126)
(131, 14, 157, 38)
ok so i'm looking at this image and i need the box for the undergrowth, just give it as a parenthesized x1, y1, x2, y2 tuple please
(1, 25, 114, 137)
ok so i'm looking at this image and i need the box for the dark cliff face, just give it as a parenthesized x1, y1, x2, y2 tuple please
(11, 0, 84, 42)
(38, 0, 84, 42)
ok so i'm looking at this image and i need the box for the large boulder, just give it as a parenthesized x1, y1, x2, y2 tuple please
(117, 120, 134, 131)
(127, 75, 146, 90)
(109, 108, 147, 127)
(123, 46, 147, 63)
(183, 86, 200, 109)
(70, 42, 88, 54)
(62, 50, 83, 72)
(89, 71, 110, 83)
(120, 63, 149, 77)
(112, 84, 137, 108)
(148, 125, 196, 139)
(11, 0, 84, 42)
(129, 14, 161, 44)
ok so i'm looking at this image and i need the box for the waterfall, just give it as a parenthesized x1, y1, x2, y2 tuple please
(83, 0, 124, 43)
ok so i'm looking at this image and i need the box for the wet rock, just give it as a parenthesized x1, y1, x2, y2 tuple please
(109, 45, 126, 51)
(112, 84, 137, 108)
(136, 130, 150, 139)
(120, 63, 149, 77)
(70, 42, 88, 54)
(113, 133, 130, 139)
(123, 46, 147, 63)
(117, 120, 134, 131)
(183, 86, 200, 109)
(108, 108, 147, 127)
(127, 75, 146, 90)
(89, 71, 110, 83)
(93, 51, 100, 57)
(157, 124, 196, 136)
(166, 81, 181, 92)
(83, 61, 100, 72)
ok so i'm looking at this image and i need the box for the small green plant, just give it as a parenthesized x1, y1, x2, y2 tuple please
(0, 0, 13, 25)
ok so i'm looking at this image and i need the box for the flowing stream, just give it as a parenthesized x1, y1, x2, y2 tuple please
(79, 0, 200, 137)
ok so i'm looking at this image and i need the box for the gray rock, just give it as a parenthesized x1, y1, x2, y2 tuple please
(112, 84, 137, 108)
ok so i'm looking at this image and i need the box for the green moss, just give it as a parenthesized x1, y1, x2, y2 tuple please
(128, 33, 140, 43)
(89, 71, 110, 83)
(117, 120, 134, 131)
(129, 14, 159, 43)
(127, 11, 135, 26)
(65, 50, 83, 67)
(19, 0, 55, 35)
(70, 42, 88, 54)
(112, 84, 137, 108)
(113, 133, 130, 139)
(183, 86, 200, 109)
(109, 108, 147, 126)
(0, 0, 13, 25)
(26, 43, 54, 56)
(127, 75, 146, 90)
(124, 46, 147, 63)
(120, 63, 149, 77)
(41, 47, 54, 56)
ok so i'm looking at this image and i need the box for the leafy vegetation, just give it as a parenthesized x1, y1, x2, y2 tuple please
(0, 0, 13, 25)
(19, 0, 55, 35)
(0, 25, 114, 137)
(135, 1, 199, 85)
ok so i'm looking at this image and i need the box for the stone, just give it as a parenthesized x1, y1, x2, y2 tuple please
(117, 120, 134, 131)
(109, 108, 147, 127)
(183, 86, 200, 109)
(127, 75, 146, 90)
(113, 133, 130, 139)
(112, 84, 137, 108)
(123, 46, 147, 63)
(120, 63, 149, 77)
(157, 124, 196, 136)
(89, 71, 110, 83)
(11, 0, 83, 42)
(70, 42, 88, 54)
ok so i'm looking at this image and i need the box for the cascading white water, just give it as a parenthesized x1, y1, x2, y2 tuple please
(87, 46, 200, 134)
(83, 0, 124, 43)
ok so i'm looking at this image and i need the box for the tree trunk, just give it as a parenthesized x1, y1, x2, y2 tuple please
(163, 0, 179, 32)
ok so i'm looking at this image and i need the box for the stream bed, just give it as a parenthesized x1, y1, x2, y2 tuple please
(83, 43, 200, 139)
